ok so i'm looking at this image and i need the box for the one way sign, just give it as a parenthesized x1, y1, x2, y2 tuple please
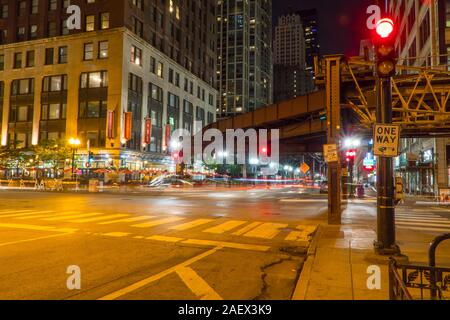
(373, 124, 400, 157)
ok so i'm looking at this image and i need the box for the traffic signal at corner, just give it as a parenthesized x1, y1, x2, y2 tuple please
(374, 18, 397, 78)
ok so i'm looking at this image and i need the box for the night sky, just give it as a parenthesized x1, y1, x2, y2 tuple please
(273, 0, 380, 57)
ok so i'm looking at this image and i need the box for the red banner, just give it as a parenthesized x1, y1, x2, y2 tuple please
(124, 112, 132, 140)
(144, 118, 152, 145)
(163, 124, 171, 151)
(107, 111, 115, 139)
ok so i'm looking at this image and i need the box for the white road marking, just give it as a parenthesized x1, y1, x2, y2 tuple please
(98, 247, 220, 300)
(99, 216, 155, 225)
(243, 222, 288, 239)
(203, 220, 247, 234)
(176, 267, 222, 300)
(132, 217, 184, 228)
(169, 219, 214, 231)
(69, 214, 129, 223)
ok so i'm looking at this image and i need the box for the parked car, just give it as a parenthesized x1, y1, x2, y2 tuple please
(319, 181, 328, 194)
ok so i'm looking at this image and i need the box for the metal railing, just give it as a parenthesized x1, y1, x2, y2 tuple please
(389, 233, 450, 300)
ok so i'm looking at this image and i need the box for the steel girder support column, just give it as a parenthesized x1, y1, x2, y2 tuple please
(325, 55, 343, 225)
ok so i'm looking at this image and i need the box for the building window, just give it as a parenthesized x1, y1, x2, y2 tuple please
(80, 71, 108, 88)
(79, 100, 107, 118)
(58, 46, 68, 64)
(45, 48, 54, 65)
(156, 62, 164, 78)
(86, 15, 95, 31)
(98, 41, 108, 59)
(130, 45, 142, 66)
(132, 0, 143, 10)
(47, 21, 57, 37)
(168, 68, 174, 83)
(43, 75, 68, 92)
(62, 20, 69, 35)
(0, 4, 8, 18)
(149, 83, 163, 103)
(11, 79, 34, 95)
(13, 52, 22, 69)
(26, 51, 35, 67)
(128, 73, 143, 93)
(0, 54, 4, 70)
(49, 0, 57, 10)
(31, 0, 39, 14)
(29, 25, 38, 39)
(100, 12, 109, 29)
(16, 27, 25, 41)
(131, 16, 143, 37)
(41, 103, 66, 120)
(83, 43, 94, 60)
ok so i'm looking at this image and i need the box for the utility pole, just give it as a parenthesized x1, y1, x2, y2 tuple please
(373, 18, 401, 255)
(325, 55, 343, 225)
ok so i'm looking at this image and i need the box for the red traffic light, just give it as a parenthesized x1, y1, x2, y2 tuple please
(345, 149, 356, 159)
(376, 18, 394, 38)
(261, 147, 267, 154)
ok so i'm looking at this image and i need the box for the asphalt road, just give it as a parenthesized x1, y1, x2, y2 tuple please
(2, 187, 450, 300)
(0, 187, 326, 300)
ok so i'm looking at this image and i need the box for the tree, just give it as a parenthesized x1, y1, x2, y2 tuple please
(0, 145, 33, 178)
(32, 139, 72, 176)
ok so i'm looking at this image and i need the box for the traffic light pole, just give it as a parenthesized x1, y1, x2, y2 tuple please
(374, 77, 400, 255)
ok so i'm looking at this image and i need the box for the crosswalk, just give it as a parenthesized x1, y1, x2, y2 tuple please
(0, 209, 317, 243)
(395, 210, 450, 233)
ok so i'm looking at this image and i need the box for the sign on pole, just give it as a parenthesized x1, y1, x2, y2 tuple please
(373, 124, 400, 157)
(300, 162, 310, 174)
(323, 144, 338, 162)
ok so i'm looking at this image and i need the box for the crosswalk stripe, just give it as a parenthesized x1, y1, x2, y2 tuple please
(285, 225, 317, 242)
(132, 217, 184, 228)
(396, 218, 450, 223)
(397, 226, 450, 233)
(98, 216, 155, 225)
(169, 219, 214, 231)
(396, 221, 450, 228)
(395, 214, 443, 219)
(243, 222, 288, 239)
(1, 211, 54, 218)
(14, 211, 62, 219)
(232, 222, 262, 236)
(43, 213, 104, 221)
(203, 220, 247, 234)
(69, 214, 129, 223)
(0, 210, 33, 215)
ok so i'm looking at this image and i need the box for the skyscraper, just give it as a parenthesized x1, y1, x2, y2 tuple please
(273, 13, 313, 102)
(298, 9, 320, 73)
(0, 0, 217, 174)
(216, 0, 273, 118)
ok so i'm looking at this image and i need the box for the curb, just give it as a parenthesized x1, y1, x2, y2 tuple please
(291, 224, 323, 300)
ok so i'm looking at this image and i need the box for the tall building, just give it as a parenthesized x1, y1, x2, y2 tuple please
(388, 0, 450, 195)
(216, 0, 273, 118)
(0, 0, 217, 174)
(273, 13, 313, 102)
(298, 9, 320, 74)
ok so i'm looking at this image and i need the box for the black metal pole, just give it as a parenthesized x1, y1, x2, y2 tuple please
(375, 77, 400, 255)
(71, 148, 75, 180)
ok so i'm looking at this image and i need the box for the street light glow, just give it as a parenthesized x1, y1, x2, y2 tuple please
(68, 138, 81, 146)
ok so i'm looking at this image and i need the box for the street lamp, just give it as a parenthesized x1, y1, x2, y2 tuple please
(68, 138, 81, 180)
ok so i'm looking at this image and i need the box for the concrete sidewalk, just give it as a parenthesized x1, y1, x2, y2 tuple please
(292, 201, 450, 300)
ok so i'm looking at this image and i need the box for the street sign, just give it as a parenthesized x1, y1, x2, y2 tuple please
(342, 167, 349, 177)
(300, 162, 310, 174)
(323, 144, 338, 162)
(373, 124, 400, 157)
